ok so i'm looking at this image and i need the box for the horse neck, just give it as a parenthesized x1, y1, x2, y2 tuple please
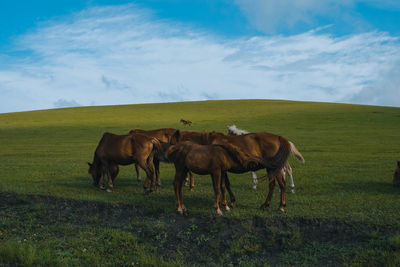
(219, 143, 249, 167)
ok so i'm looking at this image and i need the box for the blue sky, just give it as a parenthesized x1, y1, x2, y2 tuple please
(1, 0, 400, 113)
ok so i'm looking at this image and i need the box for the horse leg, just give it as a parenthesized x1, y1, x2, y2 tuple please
(260, 171, 276, 210)
(111, 165, 119, 183)
(220, 172, 229, 211)
(139, 159, 154, 194)
(189, 171, 195, 190)
(106, 164, 114, 193)
(252, 171, 258, 190)
(154, 158, 161, 188)
(211, 170, 223, 216)
(224, 173, 236, 207)
(174, 169, 187, 214)
(135, 164, 142, 184)
(286, 163, 295, 193)
(276, 169, 286, 213)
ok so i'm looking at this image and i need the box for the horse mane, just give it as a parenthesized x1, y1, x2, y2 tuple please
(216, 142, 262, 169)
(227, 125, 249, 135)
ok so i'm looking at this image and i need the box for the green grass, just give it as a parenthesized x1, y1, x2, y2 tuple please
(1, 99, 400, 266)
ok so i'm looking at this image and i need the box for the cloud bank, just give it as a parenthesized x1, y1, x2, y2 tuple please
(0, 4, 399, 113)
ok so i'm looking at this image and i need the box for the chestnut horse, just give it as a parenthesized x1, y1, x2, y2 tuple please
(394, 161, 400, 187)
(172, 130, 304, 212)
(128, 128, 177, 187)
(88, 132, 160, 193)
(163, 141, 265, 215)
(180, 119, 192, 126)
(227, 125, 298, 193)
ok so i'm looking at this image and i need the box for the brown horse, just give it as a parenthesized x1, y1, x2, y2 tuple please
(169, 130, 215, 190)
(180, 119, 192, 126)
(394, 161, 400, 187)
(88, 132, 160, 193)
(172, 130, 304, 212)
(227, 124, 299, 193)
(128, 128, 177, 187)
(163, 141, 265, 215)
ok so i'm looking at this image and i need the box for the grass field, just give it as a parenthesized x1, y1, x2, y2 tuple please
(1, 100, 400, 266)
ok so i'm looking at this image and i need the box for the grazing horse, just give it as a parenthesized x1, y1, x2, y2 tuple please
(128, 128, 177, 187)
(88, 132, 160, 193)
(227, 125, 297, 193)
(172, 130, 304, 212)
(163, 141, 265, 215)
(394, 161, 400, 187)
(180, 119, 192, 126)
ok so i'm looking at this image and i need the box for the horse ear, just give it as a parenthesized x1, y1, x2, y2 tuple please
(88, 162, 92, 167)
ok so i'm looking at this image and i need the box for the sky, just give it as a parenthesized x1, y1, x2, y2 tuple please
(0, 1, 400, 113)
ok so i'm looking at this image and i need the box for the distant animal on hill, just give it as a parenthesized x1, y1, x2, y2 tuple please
(162, 141, 265, 215)
(171, 129, 305, 213)
(227, 125, 297, 193)
(180, 119, 192, 126)
(88, 132, 160, 193)
(393, 161, 400, 187)
(128, 128, 177, 187)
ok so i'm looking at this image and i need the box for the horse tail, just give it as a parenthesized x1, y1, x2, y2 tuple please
(263, 136, 292, 172)
(289, 141, 305, 163)
(147, 138, 161, 164)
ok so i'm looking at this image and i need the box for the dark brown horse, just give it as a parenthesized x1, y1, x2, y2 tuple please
(394, 161, 400, 187)
(88, 132, 160, 193)
(169, 130, 214, 189)
(128, 128, 177, 187)
(163, 141, 265, 215)
(172, 130, 304, 212)
(180, 119, 192, 126)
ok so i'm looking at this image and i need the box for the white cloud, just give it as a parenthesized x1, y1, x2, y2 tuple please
(0, 4, 399, 113)
(234, 0, 400, 34)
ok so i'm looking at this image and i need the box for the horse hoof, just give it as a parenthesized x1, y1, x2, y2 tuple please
(252, 186, 257, 190)
(259, 204, 269, 211)
(277, 207, 285, 214)
(106, 189, 112, 193)
(216, 210, 224, 216)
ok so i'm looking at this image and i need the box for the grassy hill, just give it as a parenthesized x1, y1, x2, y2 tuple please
(1, 100, 400, 266)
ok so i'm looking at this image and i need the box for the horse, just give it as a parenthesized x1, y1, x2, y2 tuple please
(180, 119, 192, 126)
(162, 141, 266, 215)
(394, 161, 400, 187)
(227, 125, 297, 193)
(169, 129, 215, 190)
(88, 132, 160, 193)
(171, 130, 304, 212)
(128, 128, 177, 187)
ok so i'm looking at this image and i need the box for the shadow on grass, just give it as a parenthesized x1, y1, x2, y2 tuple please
(57, 176, 215, 213)
(336, 180, 398, 194)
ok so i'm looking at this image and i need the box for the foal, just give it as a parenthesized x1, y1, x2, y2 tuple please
(164, 141, 264, 215)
